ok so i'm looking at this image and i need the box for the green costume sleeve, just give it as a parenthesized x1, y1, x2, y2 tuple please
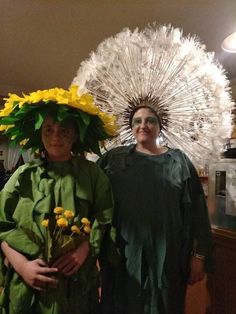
(0, 185, 19, 288)
(0, 163, 43, 259)
(0, 166, 38, 311)
(87, 161, 114, 257)
(182, 153, 213, 272)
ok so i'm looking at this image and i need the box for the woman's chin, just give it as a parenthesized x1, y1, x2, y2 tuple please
(136, 137, 153, 145)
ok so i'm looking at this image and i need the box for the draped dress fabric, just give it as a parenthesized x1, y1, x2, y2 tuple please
(98, 145, 212, 314)
(0, 156, 113, 314)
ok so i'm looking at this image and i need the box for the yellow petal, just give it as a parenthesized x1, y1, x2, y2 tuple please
(81, 217, 90, 225)
(57, 217, 68, 228)
(64, 210, 75, 219)
(54, 207, 64, 214)
(41, 219, 49, 227)
(83, 225, 91, 234)
(71, 225, 81, 234)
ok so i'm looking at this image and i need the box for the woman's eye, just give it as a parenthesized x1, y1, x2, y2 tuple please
(44, 128, 53, 135)
(132, 116, 158, 127)
(43, 127, 72, 138)
(59, 128, 71, 137)
(132, 118, 142, 127)
(146, 117, 158, 124)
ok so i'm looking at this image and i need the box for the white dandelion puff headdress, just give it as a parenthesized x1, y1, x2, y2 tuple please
(72, 24, 235, 165)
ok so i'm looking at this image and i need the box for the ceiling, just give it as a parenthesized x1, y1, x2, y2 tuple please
(1, 0, 236, 99)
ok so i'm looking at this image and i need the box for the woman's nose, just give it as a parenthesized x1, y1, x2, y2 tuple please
(51, 130, 62, 139)
(140, 120, 147, 128)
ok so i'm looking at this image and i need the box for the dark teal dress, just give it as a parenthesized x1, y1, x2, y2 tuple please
(0, 156, 113, 314)
(98, 145, 212, 314)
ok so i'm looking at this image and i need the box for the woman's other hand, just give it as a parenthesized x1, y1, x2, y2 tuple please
(51, 239, 90, 276)
(188, 256, 205, 285)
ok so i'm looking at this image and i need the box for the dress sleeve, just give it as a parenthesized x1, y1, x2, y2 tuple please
(184, 154, 213, 271)
(0, 169, 21, 239)
(0, 165, 42, 257)
(0, 170, 21, 286)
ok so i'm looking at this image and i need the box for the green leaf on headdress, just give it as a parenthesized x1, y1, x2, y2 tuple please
(15, 103, 30, 114)
(77, 118, 89, 143)
(57, 105, 70, 122)
(35, 113, 44, 130)
(6, 126, 19, 137)
(79, 110, 90, 126)
(0, 116, 17, 124)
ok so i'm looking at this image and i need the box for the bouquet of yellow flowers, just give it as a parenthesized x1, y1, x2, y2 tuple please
(41, 206, 91, 264)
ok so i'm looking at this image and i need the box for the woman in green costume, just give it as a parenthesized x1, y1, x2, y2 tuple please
(72, 25, 233, 314)
(98, 105, 213, 314)
(0, 86, 116, 314)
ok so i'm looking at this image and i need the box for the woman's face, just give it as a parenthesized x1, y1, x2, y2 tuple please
(41, 116, 77, 161)
(131, 108, 160, 145)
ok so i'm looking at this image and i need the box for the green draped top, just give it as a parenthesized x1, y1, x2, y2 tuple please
(98, 145, 213, 290)
(0, 156, 113, 314)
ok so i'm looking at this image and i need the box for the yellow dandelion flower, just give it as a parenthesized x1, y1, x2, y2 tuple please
(54, 207, 64, 214)
(71, 225, 81, 234)
(41, 219, 49, 227)
(57, 217, 68, 228)
(83, 225, 91, 234)
(81, 217, 90, 225)
(64, 210, 75, 219)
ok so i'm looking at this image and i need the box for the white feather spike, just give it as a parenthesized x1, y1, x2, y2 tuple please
(72, 24, 235, 167)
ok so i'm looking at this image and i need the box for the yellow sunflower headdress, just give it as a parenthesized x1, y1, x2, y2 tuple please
(0, 85, 117, 155)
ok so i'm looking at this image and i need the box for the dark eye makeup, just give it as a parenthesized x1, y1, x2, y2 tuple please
(132, 116, 158, 127)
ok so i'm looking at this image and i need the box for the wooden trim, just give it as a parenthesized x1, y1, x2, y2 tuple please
(212, 227, 236, 251)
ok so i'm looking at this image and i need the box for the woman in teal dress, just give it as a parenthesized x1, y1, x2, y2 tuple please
(98, 106, 213, 314)
(0, 86, 116, 314)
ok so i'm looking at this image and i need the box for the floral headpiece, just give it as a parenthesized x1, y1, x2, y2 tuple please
(73, 25, 235, 166)
(0, 85, 117, 155)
